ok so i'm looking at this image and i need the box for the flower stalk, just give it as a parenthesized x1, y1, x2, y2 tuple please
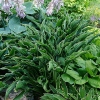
(0, 0, 64, 17)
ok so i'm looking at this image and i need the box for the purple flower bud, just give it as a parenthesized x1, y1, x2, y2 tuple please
(14, 0, 26, 18)
(16, 5, 26, 18)
(2, 0, 12, 13)
(46, 0, 64, 15)
(17, 10, 25, 18)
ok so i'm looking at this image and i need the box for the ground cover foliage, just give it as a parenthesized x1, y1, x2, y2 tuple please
(0, 0, 100, 100)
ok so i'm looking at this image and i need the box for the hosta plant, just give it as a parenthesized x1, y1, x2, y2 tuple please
(0, 10, 100, 100)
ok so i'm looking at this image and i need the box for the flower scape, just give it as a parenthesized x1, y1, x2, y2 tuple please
(0, 0, 64, 18)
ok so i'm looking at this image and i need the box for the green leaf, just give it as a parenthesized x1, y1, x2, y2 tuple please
(58, 57, 65, 66)
(39, 50, 51, 60)
(85, 60, 96, 76)
(0, 81, 7, 92)
(41, 95, 51, 100)
(12, 46, 27, 55)
(75, 78, 87, 85)
(98, 96, 100, 100)
(67, 69, 82, 80)
(48, 60, 56, 71)
(70, 19, 80, 30)
(53, 94, 66, 100)
(96, 57, 100, 65)
(68, 93, 78, 100)
(9, 48, 15, 56)
(41, 93, 66, 100)
(14, 91, 25, 100)
(61, 74, 75, 84)
(79, 86, 86, 99)
(48, 60, 62, 72)
(43, 80, 50, 92)
(49, 85, 57, 93)
(0, 81, 7, 91)
(93, 37, 100, 46)
(0, 27, 11, 34)
(90, 44, 97, 56)
(26, 15, 40, 28)
(8, 17, 26, 33)
(88, 77, 100, 88)
(0, 81, 6, 88)
(5, 81, 17, 100)
(16, 81, 26, 90)
(41, 93, 57, 100)
(84, 52, 94, 59)
(24, 2, 35, 14)
(75, 57, 85, 68)
(61, 80, 68, 98)
(57, 19, 63, 27)
(0, 48, 7, 59)
(3, 65, 19, 72)
(68, 51, 86, 60)
(86, 89, 93, 100)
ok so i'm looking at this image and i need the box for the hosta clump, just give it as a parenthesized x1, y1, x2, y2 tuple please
(0, 14, 100, 100)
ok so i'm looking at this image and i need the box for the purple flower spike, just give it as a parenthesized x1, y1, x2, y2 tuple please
(2, 0, 12, 13)
(46, 0, 64, 16)
(14, 0, 26, 18)
(16, 8, 26, 18)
